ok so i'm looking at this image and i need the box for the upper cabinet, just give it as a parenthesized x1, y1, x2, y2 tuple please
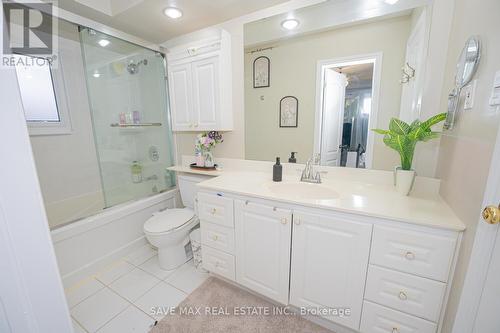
(167, 30, 233, 131)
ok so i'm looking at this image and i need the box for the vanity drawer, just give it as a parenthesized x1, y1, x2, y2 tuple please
(201, 221, 235, 254)
(365, 265, 446, 322)
(202, 246, 235, 281)
(360, 301, 437, 333)
(370, 226, 457, 282)
(198, 192, 234, 227)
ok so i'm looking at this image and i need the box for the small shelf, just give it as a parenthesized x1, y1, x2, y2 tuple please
(110, 122, 162, 128)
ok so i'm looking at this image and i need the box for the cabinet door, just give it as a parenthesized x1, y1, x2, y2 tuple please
(235, 200, 292, 304)
(168, 62, 193, 131)
(192, 56, 219, 130)
(290, 211, 372, 330)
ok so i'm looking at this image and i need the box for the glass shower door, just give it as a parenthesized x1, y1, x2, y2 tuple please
(80, 28, 175, 207)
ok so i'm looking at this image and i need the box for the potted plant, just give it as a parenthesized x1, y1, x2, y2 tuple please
(195, 131, 224, 167)
(372, 113, 446, 195)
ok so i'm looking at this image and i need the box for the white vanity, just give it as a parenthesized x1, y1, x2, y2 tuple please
(186, 164, 465, 333)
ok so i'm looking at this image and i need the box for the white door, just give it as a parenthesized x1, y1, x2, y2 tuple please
(168, 62, 193, 130)
(192, 55, 219, 130)
(234, 200, 292, 304)
(320, 68, 347, 166)
(453, 131, 500, 332)
(290, 210, 372, 330)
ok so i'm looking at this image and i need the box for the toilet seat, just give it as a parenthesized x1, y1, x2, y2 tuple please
(144, 208, 195, 234)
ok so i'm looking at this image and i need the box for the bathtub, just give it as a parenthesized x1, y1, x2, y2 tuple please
(51, 189, 180, 287)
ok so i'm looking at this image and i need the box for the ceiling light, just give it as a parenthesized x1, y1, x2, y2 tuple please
(164, 7, 183, 19)
(93, 71, 101, 78)
(98, 39, 110, 47)
(281, 19, 299, 30)
(384, 0, 400, 4)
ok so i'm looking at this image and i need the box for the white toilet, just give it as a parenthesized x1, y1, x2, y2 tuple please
(143, 174, 210, 270)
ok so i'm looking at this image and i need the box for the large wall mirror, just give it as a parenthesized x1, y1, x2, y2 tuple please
(244, 0, 430, 169)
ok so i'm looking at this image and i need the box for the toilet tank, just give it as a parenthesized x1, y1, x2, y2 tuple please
(177, 174, 212, 209)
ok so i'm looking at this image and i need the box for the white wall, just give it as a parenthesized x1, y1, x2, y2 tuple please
(244, 16, 411, 167)
(29, 20, 105, 228)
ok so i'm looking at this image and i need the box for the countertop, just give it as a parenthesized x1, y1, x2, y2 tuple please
(196, 171, 466, 231)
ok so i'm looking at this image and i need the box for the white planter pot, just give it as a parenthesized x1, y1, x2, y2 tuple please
(394, 167, 416, 196)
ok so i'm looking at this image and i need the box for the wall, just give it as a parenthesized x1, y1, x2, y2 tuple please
(434, 0, 500, 330)
(29, 20, 105, 228)
(244, 16, 411, 165)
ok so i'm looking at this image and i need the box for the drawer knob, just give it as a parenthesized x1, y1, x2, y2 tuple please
(398, 291, 408, 301)
(212, 235, 218, 241)
(211, 208, 217, 215)
(404, 251, 415, 260)
(281, 217, 288, 225)
(392, 328, 400, 333)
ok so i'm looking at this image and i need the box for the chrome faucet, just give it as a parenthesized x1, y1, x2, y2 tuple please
(300, 154, 322, 184)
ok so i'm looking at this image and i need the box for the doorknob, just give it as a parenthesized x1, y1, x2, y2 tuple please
(482, 204, 500, 224)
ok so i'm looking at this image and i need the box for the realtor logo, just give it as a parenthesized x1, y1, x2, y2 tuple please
(2, 1, 55, 55)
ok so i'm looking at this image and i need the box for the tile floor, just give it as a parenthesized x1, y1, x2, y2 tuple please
(66, 245, 209, 333)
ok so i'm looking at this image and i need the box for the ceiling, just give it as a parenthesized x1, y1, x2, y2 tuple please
(56, 0, 290, 44)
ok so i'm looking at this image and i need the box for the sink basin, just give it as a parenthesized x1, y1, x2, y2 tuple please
(265, 182, 339, 200)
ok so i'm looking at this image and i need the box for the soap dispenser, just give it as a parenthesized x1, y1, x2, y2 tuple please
(288, 152, 297, 163)
(273, 157, 282, 182)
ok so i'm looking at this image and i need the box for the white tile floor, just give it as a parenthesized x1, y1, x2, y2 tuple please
(67, 245, 209, 333)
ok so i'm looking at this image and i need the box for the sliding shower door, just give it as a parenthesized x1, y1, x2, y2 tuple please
(80, 28, 175, 207)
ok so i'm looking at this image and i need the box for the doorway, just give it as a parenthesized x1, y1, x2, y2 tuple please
(314, 54, 382, 168)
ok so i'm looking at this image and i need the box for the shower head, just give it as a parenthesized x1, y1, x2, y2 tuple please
(127, 59, 148, 74)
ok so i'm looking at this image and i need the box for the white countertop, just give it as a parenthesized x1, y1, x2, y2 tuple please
(196, 170, 465, 231)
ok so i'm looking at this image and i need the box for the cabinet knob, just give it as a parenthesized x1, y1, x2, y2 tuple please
(404, 251, 415, 260)
(281, 217, 288, 225)
(211, 208, 217, 215)
(212, 235, 218, 241)
(398, 291, 408, 301)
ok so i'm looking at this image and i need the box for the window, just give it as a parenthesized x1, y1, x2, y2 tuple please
(14, 55, 71, 135)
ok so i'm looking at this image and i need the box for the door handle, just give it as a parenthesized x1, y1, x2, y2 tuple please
(482, 203, 500, 224)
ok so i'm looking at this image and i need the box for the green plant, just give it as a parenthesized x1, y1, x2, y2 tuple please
(372, 113, 447, 170)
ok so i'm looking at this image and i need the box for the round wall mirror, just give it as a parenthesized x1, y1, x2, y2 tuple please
(455, 36, 481, 88)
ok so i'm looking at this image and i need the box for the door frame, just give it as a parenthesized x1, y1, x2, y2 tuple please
(313, 52, 382, 168)
(452, 128, 500, 332)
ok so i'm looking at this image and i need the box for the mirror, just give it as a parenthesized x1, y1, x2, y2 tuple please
(455, 36, 481, 88)
(244, 0, 430, 170)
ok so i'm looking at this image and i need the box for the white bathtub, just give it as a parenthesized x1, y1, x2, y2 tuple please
(51, 189, 180, 287)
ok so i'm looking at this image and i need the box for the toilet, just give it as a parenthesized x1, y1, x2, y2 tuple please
(143, 174, 210, 270)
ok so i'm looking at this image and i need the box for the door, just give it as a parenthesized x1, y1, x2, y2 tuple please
(452, 130, 500, 332)
(234, 200, 292, 304)
(290, 210, 372, 330)
(192, 55, 219, 130)
(168, 62, 193, 130)
(320, 68, 347, 166)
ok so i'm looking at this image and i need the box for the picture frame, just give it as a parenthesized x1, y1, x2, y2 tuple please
(279, 96, 298, 128)
(253, 56, 270, 88)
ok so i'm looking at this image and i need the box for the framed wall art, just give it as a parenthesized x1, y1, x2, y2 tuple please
(253, 56, 270, 88)
(279, 96, 298, 128)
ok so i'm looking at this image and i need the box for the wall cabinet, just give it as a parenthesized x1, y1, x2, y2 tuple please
(167, 31, 232, 131)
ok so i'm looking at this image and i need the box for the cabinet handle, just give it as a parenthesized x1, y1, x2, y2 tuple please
(281, 217, 288, 225)
(212, 235, 218, 241)
(211, 208, 217, 215)
(405, 251, 415, 260)
(245, 200, 249, 205)
(398, 291, 408, 301)
(392, 328, 400, 333)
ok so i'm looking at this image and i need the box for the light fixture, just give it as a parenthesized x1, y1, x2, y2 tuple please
(98, 39, 110, 47)
(281, 18, 299, 30)
(93, 71, 101, 78)
(164, 7, 183, 19)
(384, 0, 400, 4)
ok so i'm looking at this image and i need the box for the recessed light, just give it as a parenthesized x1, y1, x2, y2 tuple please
(98, 39, 110, 47)
(164, 7, 183, 19)
(281, 19, 299, 30)
(93, 71, 101, 78)
(384, 0, 399, 4)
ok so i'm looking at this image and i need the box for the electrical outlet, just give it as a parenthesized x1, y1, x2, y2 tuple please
(463, 80, 477, 110)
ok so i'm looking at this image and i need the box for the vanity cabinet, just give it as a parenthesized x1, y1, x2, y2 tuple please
(234, 200, 292, 304)
(167, 31, 232, 131)
(289, 211, 372, 330)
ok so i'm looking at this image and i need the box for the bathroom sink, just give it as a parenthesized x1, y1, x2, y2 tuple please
(265, 182, 339, 200)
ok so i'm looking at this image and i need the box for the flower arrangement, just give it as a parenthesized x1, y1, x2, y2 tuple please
(194, 131, 223, 168)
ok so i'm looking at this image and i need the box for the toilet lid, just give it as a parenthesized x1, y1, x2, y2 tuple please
(144, 208, 195, 234)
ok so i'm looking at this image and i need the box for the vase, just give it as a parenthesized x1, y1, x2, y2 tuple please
(195, 150, 204, 167)
(394, 167, 416, 196)
(203, 150, 214, 167)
